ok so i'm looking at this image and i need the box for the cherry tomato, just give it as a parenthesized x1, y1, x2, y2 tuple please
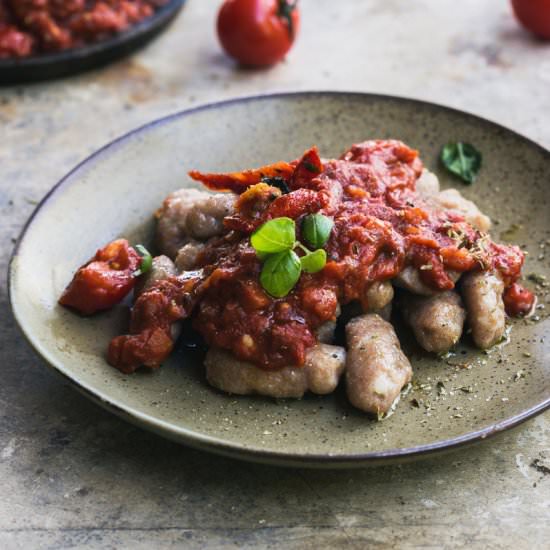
(217, 0, 300, 67)
(503, 282, 536, 317)
(59, 239, 141, 315)
(511, 0, 550, 39)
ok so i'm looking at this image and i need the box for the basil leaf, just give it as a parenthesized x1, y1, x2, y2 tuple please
(251, 217, 296, 253)
(133, 244, 153, 277)
(256, 250, 271, 261)
(300, 249, 327, 274)
(260, 250, 301, 298)
(440, 142, 482, 184)
(302, 214, 334, 249)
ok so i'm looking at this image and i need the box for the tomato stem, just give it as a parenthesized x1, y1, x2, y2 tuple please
(277, 0, 298, 40)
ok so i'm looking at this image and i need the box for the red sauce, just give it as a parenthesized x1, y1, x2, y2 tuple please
(187, 140, 530, 369)
(77, 140, 532, 373)
(0, 1, 167, 58)
(108, 276, 196, 373)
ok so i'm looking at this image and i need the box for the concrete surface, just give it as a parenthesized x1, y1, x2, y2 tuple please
(1, 0, 549, 548)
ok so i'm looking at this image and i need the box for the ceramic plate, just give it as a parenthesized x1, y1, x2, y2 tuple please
(9, 92, 550, 467)
(0, 0, 185, 84)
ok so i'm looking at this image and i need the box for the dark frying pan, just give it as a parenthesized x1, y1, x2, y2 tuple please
(0, 0, 186, 85)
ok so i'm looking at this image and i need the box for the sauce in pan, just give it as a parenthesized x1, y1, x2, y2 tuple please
(0, 0, 168, 58)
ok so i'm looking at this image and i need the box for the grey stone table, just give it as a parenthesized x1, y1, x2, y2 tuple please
(1, 1, 549, 548)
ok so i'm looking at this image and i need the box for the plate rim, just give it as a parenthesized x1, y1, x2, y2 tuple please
(8, 91, 550, 468)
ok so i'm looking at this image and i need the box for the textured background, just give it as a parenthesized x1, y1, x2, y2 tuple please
(1, 1, 549, 548)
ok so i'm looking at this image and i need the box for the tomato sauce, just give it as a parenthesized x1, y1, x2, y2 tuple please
(186, 140, 533, 369)
(108, 276, 196, 373)
(65, 140, 533, 373)
(0, 1, 167, 58)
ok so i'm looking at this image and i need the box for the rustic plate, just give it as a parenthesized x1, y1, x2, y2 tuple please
(8, 92, 550, 467)
(0, 0, 185, 85)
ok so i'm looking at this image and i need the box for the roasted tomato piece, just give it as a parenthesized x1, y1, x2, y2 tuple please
(107, 275, 200, 373)
(108, 288, 178, 373)
(264, 188, 323, 222)
(189, 161, 294, 193)
(503, 283, 535, 317)
(109, 327, 174, 374)
(289, 146, 323, 189)
(224, 183, 282, 233)
(59, 239, 141, 315)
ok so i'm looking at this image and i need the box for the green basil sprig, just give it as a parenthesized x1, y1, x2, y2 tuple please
(251, 217, 296, 253)
(302, 213, 334, 249)
(251, 214, 333, 297)
(300, 249, 327, 273)
(260, 250, 302, 298)
(440, 142, 482, 184)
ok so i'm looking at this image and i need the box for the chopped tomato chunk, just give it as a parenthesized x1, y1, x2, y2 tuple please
(503, 283, 535, 317)
(189, 161, 294, 193)
(289, 147, 323, 189)
(108, 275, 201, 373)
(58, 239, 140, 315)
